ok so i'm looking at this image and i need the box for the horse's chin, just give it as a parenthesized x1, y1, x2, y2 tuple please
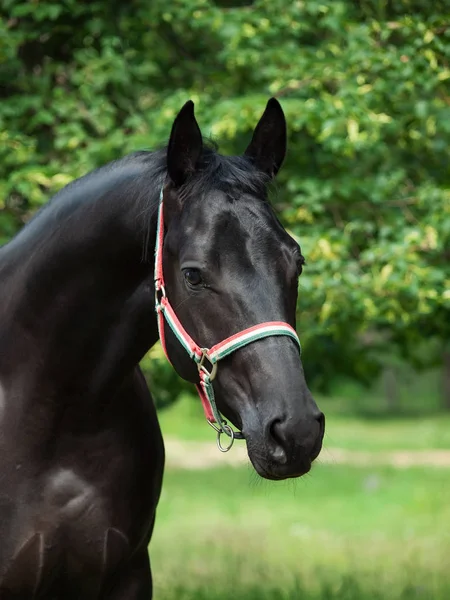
(246, 445, 313, 481)
(250, 459, 311, 481)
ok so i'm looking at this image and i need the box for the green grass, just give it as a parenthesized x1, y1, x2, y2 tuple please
(151, 463, 450, 599)
(158, 394, 450, 451)
(154, 369, 450, 598)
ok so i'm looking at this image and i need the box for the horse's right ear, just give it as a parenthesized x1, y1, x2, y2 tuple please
(166, 101, 203, 187)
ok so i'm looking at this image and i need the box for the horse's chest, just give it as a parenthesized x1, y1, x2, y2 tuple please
(43, 468, 98, 519)
(0, 469, 130, 597)
(36, 468, 117, 549)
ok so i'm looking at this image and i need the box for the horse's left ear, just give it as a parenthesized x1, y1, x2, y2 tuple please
(244, 98, 287, 178)
(167, 100, 203, 187)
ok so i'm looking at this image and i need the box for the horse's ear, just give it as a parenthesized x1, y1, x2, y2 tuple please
(167, 100, 203, 187)
(244, 98, 286, 178)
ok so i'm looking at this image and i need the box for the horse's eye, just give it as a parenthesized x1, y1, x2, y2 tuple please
(183, 268, 202, 286)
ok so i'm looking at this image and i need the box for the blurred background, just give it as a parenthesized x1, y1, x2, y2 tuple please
(1, 0, 449, 598)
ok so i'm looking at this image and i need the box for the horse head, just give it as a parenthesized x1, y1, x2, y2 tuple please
(158, 99, 325, 480)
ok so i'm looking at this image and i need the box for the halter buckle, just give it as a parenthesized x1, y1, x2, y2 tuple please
(154, 283, 166, 307)
(198, 349, 218, 381)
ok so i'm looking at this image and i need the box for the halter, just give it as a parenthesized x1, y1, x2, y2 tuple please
(154, 187, 301, 452)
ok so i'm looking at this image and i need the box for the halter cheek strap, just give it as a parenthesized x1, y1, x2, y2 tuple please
(154, 187, 301, 452)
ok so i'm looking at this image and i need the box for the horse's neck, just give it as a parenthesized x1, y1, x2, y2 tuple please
(1, 156, 161, 393)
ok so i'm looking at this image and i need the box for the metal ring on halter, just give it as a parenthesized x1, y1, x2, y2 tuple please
(217, 423, 235, 452)
(208, 420, 245, 441)
(198, 350, 218, 381)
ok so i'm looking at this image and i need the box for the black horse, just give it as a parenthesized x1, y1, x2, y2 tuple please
(0, 98, 324, 598)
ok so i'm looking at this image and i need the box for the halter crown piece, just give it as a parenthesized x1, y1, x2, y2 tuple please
(154, 187, 301, 452)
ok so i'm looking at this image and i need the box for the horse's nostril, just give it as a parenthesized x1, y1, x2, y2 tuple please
(310, 412, 325, 462)
(316, 412, 325, 438)
(268, 419, 288, 463)
(269, 418, 284, 445)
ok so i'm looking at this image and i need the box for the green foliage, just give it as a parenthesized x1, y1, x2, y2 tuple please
(140, 346, 193, 409)
(1, 0, 449, 403)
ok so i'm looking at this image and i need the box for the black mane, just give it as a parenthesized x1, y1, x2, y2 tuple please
(1, 143, 269, 268)
(133, 142, 270, 213)
(179, 143, 269, 199)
